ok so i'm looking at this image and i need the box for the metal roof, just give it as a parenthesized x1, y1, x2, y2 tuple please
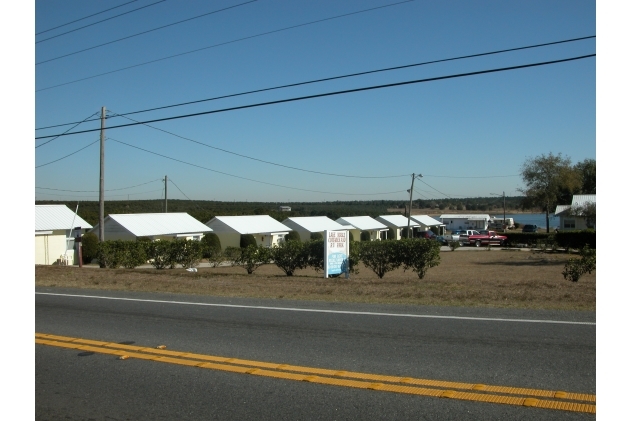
(439, 214, 491, 221)
(376, 215, 420, 228)
(206, 215, 290, 235)
(35, 205, 93, 231)
(336, 216, 388, 231)
(410, 215, 445, 226)
(572, 195, 596, 206)
(554, 205, 571, 216)
(93, 213, 211, 237)
(282, 217, 346, 232)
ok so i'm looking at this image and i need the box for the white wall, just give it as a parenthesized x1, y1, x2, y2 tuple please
(35, 230, 69, 265)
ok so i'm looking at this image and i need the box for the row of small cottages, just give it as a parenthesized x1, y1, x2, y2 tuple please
(35, 205, 447, 265)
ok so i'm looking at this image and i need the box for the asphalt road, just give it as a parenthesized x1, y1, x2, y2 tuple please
(35, 287, 596, 420)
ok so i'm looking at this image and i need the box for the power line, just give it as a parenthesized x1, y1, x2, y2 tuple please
(35, 139, 99, 168)
(423, 174, 520, 178)
(36, 54, 596, 140)
(36, 0, 254, 56)
(35, 178, 162, 192)
(36, 35, 594, 128)
(107, 110, 408, 179)
(35, 188, 164, 199)
(36, 0, 141, 35)
(36, 111, 100, 147)
(35, 0, 416, 91)
(108, 136, 407, 196)
(36, 0, 166, 43)
(417, 178, 453, 199)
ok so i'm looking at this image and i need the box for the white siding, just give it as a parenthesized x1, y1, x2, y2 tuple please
(35, 231, 69, 265)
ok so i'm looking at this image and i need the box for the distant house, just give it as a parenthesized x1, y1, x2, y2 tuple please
(205, 215, 290, 249)
(335, 216, 389, 241)
(89, 213, 212, 241)
(282, 217, 347, 242)
(439, 214, 491, 231)
(554, 194, 596, 231)
(410, 215, 446, 236)
(375, 215, 420, 240)
(278, 206, 291, 212)
(35, 205, 93, 265)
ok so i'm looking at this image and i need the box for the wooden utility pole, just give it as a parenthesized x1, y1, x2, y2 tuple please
(164, 175, 168, 212)
(98, 106, 106, 243)
(406, 173, 416, 239)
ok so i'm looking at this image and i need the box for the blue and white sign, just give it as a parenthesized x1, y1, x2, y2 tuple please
(324, 230, 349, 278)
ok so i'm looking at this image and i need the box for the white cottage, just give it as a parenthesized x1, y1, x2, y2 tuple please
(410, 215, 446, 236)
(439, 214, 491, 231)
(35, 205, 93, 265)
(89, 213, 212, 241)
(282, 217, 347, 242)
(375, 215, 419, 240)
(205, 215, 290, 249)
(335, 216, 388, 241)
(554, 194, 596, 231)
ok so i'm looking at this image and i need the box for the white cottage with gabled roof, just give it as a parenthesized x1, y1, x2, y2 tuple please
(35, 205, 93, 265)
(410, 215, 446, 236)
(335, 216, 388, 241)
(89, 213, 212, 241)
(375, 215, 419, 240)
(205, 215, 290, 249)
(439, 214, 491, 231)
(554, 194, 596, 231)
(282, 217, 347, 242)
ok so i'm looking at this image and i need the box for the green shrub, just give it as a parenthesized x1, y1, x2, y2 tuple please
(271, 240, 308, 276)
(285, 231, 301, 242)
(120, 241, 147, 269)
(96, 240, 124, 268)
(223, 247, 242, 266)
(80, 232, 98, 264)
(147, 240, 176, 269)
(348, 241, 361, 274)
(562, 245, 596, 282)
(503, 232, 550, 247)
(555, 230, 596, 251)
(305, 239, 324, 272)
(360, 231, 371, 242)
(235, 245, 271, 274)
(448, 240, 460, 251)
(174, 240, 204, 269)
(349, 231, 354, 242)
(240, 234, 257, 248)
(399, 239, 441, 279)
(310, 232, 323, 241)
(200, 233, 222, 258)
(358, 240, 401, 279)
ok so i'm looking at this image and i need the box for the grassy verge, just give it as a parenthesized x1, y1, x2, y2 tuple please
(35, 249, 595, 311)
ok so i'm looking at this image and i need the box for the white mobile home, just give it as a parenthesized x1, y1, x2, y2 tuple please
(410, 215, 446, 235)
(335, 216, 388, 241)
(282, 217, 347, 242)
(35, 205, 93, 265)
(205, 215, 290, 249)
(89, 213, 212, 241)
(554, 194, 596, 231)
(439, 214, 491, 231)
(375, 215, 419, 240)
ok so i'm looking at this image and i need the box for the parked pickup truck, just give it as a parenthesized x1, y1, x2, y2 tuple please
(467, 230, 508, 247)
(444, 229, 480, 246)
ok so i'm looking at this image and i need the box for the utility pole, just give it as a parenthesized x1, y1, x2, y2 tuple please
(406, 173, 422, 238)
(164, 175, 168, 213)
(98, 106, 106, 243)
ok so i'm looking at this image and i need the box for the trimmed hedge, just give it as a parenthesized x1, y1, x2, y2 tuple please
(240, 234, 257, 248)
(502, 230, 596, 249)
(81, 232, 99, 264)
(200, 233, 222, 258)
(502, 233, 551, 247)
(285, 231, 301, 242)
(360, 231, 371, 241)
(310, 232, 323, 241)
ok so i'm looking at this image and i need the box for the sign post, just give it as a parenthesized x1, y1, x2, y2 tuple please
(324, 230, 349, 279)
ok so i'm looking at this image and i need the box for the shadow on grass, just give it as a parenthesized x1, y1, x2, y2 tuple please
(476, 259, 566, 267)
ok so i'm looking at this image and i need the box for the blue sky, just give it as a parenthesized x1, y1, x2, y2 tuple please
(34, 0, 596, 203)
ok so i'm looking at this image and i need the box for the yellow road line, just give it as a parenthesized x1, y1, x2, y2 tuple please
(35, 333, 595, 414)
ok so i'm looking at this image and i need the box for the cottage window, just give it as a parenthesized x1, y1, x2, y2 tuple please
(564, 219, 576, 229)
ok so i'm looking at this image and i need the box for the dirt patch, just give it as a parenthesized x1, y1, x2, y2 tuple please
(35, 250, 595, 311)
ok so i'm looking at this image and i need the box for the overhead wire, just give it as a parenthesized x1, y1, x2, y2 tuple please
(35, 139, 99, 168)
(36, 35, 594, 128)
(36, 111, 100, 147)
(107, 110, 408, 179)
(108, 136, 407, 196)
(417, 178, 453, 199)
(35, 178, 162, 192)
(36, 0, 140, 35)
(35, 54, 596, 140)
(35, 188, 164, 199)
(36, 0, 255, 56)
(35, 0, 416, 91)
(36, 0, 167, 43)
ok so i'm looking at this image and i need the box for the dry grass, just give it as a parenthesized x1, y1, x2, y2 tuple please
(35, 249, 595, 311)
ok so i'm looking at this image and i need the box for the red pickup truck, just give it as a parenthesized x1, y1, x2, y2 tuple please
(467, 230, 507, 247)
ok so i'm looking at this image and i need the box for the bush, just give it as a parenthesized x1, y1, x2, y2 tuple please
(271, 240, 308, 276)
(348, 241, 361, 274)
(399, 239, 441, 279)
(358, 240, 401, 278)
(96, 241, 124, 268)
(555, 230, 596, 251)
(448, 240, 460, 251)
(223, 247, 242, 266)
(119, 241, 148, 269)
(360, 231, 371, 242)
(349, 231, 354, 242)
(305, 239, 324, 272)
(285, 231, 301, 242)
(310, 232, 323, 241)
(200, 233, 221, 258)
(240, 234, 257, 248)
(235, 245, 271, 274)
(503, 232, 549, 247)
(174, 240, 204, 269)
(562, 245, 596, 282)
(81, 232, 98, 264)
(147, 240, 177, 269)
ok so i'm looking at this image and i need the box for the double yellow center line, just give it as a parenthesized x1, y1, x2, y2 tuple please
(36, 333, 595, 414)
